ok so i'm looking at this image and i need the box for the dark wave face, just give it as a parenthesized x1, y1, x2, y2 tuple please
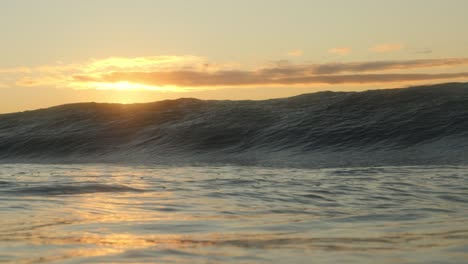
(1, 82, 467, 167)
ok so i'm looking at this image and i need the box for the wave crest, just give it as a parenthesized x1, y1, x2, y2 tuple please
(1, 83, 467, 167)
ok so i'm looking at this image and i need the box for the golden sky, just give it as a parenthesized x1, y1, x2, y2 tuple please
(1, 0, 468, 113)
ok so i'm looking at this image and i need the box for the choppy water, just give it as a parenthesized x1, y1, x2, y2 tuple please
(0, 164, 467, 263)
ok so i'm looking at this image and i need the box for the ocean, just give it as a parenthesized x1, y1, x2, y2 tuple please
(0, 164, 467, 263)
(1, 83, 468, 263)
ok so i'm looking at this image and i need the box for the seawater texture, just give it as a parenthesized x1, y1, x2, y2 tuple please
(1, 83, 468, 167)
(1, 83, 468, 263)
(0, 164, 467, 263)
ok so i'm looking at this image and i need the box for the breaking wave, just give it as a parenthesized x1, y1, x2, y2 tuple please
(1, 82, 467, 167)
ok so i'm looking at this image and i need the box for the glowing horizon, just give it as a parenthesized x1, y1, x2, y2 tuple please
(1, 0, 468, 113)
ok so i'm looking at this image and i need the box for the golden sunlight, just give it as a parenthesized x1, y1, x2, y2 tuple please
(72, 81, 181, 92)
(91, 81, 159, 91)
(84, 56, 199, 72)
(62, 56, 206, 92)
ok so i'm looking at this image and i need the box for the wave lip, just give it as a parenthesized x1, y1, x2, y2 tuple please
(0, 82, 468, 167)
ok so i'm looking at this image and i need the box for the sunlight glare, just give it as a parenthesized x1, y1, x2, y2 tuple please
(73, 81, 181, 92)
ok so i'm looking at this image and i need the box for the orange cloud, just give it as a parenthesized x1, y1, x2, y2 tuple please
(15, 76, 63, 87)
(1, 55, 208, 89)
(73, 70, 468, 87)
(3, 56, 468, 90)
(371, 44, 404, 53)
(328, 48, 352, 56)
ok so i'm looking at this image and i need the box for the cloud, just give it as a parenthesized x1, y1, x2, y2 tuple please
(3, 56, 468, 90)
(73, 57, 468, 87)
(0, 55, 209, 89)
(328, 48, 351, 56)
(306, 58, 468, 74)
(15, 76, 62, 87)
(73, 70, 468, 87)
(371, 44, 404, 53)
(287, 49, 303, 57)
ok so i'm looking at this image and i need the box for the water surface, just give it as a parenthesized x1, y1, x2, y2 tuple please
(0, 164, 467, 263)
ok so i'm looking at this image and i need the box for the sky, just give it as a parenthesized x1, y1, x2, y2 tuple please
(1, 0, 468, 113)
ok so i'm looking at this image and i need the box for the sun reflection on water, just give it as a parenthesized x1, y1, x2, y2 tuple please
(1, 164, 467, 263)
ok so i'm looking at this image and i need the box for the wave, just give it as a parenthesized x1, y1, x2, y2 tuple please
(1, 82, 467, 167)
